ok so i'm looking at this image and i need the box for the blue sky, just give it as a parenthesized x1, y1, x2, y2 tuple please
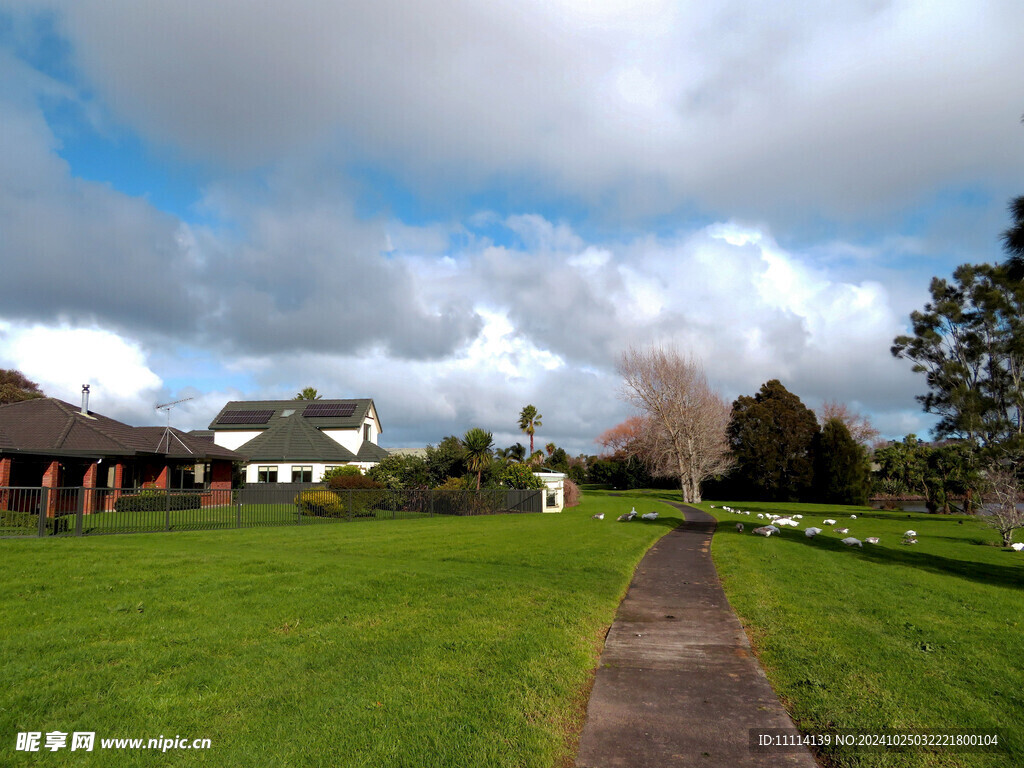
(1, 0, 1022, 455)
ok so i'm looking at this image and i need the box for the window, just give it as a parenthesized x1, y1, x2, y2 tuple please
(292, 466, 313, 483)
(257, 466, 278, 483)
(547, 491, 558, 507)
(363, 424, 371, 441)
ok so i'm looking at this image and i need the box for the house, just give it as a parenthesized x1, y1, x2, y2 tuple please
(0, 388, 241, 516)
(204, 399, 389, 483)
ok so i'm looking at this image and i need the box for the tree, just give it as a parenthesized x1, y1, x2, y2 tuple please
(0, 369, 44, 405)
(366, 453, 430, 489)
(1001, 195, 1024, 281)
(617, 346, 733, 503)
(497, 443, 526, 462)
(294, 387, 322, 401)
(518, 405, 543, 455)
(462, 428, 494, 490)
(981, 463, 1024, 547)
(499, 462, 545, 490)
(425, 436, 466, 486)
(818, 400, 880, 447)
(813, 419, 870, 505)
(596, 416, 648, 459)
(728, 380, 819, 501)
(892, 263, 1024, 451)
(873, 435, 930, 499)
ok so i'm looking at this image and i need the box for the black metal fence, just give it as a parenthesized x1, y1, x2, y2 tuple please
(0, 486, 543, 539)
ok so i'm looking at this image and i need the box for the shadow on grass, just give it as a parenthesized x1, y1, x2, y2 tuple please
(726, 522, 1024, 592)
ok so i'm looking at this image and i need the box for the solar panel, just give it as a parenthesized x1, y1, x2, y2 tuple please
(302, 403, 356, 418)
(218, 409, 274, 424)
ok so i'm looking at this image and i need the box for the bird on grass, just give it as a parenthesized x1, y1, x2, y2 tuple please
(752, 525, 778, 537)
(618, 508, 638, 522)
(904, 530, 917, 537)
(641, 512, 659, 521)
(805, 527, 822, 537)
(736, 523, 744, 533)
(592, 513, 605, 520)
(823, 518, 837, 525)
(1010, 543, 1024, 552)
(865, 537, 880, 544)
(841, 537, 863, 547)
(835, 527, 850, 534)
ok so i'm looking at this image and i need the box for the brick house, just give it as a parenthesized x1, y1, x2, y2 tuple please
(0, 393, 241, 517)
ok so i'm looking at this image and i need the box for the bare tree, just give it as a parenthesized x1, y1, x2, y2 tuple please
(982, 464, 1024, 547)
(617, 346, 733, 503)
(819, 400, 881, 447)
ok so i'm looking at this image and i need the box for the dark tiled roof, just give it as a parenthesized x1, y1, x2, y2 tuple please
(236, 415, 359, 462)
(209, 399, 379, 431)
(355, 441, 390, 462)
(0, 398, 242, 461)
(132, 427, 241, 461)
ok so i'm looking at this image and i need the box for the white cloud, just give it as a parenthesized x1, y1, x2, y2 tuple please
(0, 323, 163, 421)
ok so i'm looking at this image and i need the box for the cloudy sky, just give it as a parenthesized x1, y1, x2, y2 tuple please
(1, 0, 1021, 455)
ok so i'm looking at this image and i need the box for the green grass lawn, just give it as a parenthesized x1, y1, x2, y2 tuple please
(0, 493, 675, 767)
(682, 497, 1024, 768)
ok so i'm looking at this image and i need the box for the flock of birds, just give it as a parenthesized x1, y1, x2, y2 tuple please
(591, 507, 658, 522)
(591, 503, 1024, 552)
(710, 504, 921, 547)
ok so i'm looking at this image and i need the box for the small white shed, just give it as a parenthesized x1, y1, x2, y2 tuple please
(533, 470, 567, 513)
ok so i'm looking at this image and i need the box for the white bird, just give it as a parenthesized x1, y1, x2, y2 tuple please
(752, 525, 776, 537)
(902, 538, 918, 545)
(805, 527, 822, 537)
(865, 537, 880, 544)
(904, 530, 917, 537)
(618, 510, 637, 522)
(841, 537, 863, 547)
(592, 513, 605, 520)
(709, 505, 717, 509)
(1010, 543, 1024, 552)
(736, 523, 744, 533)
(835, 527, 850, 534)
(850, 514, 857, 519)
(775, 517, 799, 527)
(793, 514, 803, 519)
(757, 513, 765, 519)
(823, 519, 837, 525)
(641, 512, 659, 521)
(768, 514, 780, 520)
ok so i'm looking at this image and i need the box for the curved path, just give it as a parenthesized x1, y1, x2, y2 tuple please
(574, 503, 819, 768)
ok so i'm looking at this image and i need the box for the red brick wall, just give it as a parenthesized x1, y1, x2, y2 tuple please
(82, 462, 98, 514)
(0, 457, 10, 509)
(42, 460, 60, 517)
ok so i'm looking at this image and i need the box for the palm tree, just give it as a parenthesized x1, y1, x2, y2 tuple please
(497, 442, 526, 462)
(545, 442, 556, 457)
(518, 405, 543, 455)
(294, 387, 322, 401)
(462, 428, 494, 490)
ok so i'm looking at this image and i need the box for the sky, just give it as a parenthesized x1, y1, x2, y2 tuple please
(0, 0, 1022, 456)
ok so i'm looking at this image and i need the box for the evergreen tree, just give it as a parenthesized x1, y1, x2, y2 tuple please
(813, 418, 870, 505)
(727, 379, 819, 501)
(0, 369, 44, 405)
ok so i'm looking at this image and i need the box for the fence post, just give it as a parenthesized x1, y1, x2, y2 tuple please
(75, 487, 85, 536)
(165, 489, 171, 532)
(347, 489, 353, 522)
(37, 489, 48, 537)
(236, 498, 242, 529)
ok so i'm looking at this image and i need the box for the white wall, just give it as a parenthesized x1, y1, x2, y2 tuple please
(534, 472, 566, 513)
(244, 461, 378, 483)
(214, 430, 262, 450)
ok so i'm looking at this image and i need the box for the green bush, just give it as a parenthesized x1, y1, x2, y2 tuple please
(322, 465, 363, 484)
(499, 462, 545, 490)
(114, 491, 201, 513)
(294, 489, 343, 518)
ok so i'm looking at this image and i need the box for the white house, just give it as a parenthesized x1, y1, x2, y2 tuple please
(533, 469, 567, 512)
(202, 399, 388, 483)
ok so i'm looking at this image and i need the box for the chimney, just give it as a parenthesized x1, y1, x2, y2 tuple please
(81, 384, 90, 415)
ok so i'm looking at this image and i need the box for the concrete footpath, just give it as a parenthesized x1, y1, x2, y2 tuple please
(574, 504, 819, 768)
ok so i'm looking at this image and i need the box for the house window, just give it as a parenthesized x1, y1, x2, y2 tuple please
(258, 466, 278, 483)
(292, 466, 313, 483)
(363, 424, 371, 441)
(547, 490, 558, 507)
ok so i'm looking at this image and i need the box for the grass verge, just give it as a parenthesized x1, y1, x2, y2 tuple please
(1, 492, 674, 767)
(688, 498, 1024, 768)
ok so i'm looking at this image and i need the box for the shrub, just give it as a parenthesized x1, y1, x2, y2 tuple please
(563, 478, 581, 507)
(326, 473, 384, 491)
(436, 476, 470, 491)
(322, 465, 363, 484)
(0, 510, 36, 530)
(114, 491, 201, 513)
(324, 474, 387, 518)
(500, 462, 545, 490)
(294, 489, 343, 518)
